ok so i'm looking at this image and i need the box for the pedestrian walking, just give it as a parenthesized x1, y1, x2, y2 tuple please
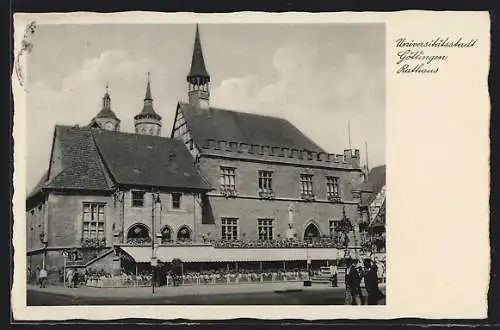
(66, 268, 74, 288)
(329, 264, 338, 287)
(39, 267, 47, 288)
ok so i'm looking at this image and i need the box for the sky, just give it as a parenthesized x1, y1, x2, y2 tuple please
(25, 23, 385, 192)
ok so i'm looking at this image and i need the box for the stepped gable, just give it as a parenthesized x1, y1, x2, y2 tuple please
(91, 129, 211, 191)
(177, 102, 326, 153)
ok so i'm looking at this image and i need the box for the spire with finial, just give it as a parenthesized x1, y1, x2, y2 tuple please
(145, 72, 152, 100)
(187, 24, 210, 109)
(134, 72, 162, 136)
(88, 83, 120, 131)
(103, 82, 111, 109)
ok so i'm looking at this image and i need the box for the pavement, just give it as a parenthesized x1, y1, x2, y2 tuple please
(27, 282, 386, 306)
(27, 281, 340, 298)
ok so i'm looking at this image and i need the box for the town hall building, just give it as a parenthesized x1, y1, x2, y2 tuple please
(26, 25, 384, 282)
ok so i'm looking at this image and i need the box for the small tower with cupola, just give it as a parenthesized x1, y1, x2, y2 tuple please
(134, 73, 162, 136)
(88, 84, 121, 131)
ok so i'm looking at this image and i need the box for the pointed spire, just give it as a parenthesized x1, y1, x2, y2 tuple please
(187, 24, 210, 81)
(134, 72, 162, 121)
(145, 72, 152, 100)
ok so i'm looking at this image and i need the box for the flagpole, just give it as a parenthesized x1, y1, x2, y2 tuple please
(365, 141, 370, 172)
(348, 120, 352, 150)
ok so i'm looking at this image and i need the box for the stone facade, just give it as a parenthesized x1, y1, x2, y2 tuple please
(118, 190, 202, 243)
(195, 153, 365, 242)
(26, 188, 204, 278)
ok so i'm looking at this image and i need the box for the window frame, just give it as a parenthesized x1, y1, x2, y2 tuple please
(299, 174, 314, 197)
(326, 176, 340, 198)
(220, 166, 237, 193)
(257, 218, 274, 241)
(171, 192, 182, 209)
(258, 170, 274, 195)
(221, 217, 239, 241)
(82, 202, 106, 241)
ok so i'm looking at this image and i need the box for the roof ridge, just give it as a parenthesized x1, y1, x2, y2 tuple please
(89, 132, 117, 189)
(91, 128, 178, 142)
(179, 102, 289, 121)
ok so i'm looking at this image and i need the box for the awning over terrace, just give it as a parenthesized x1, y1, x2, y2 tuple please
(118, 245, 341, 263)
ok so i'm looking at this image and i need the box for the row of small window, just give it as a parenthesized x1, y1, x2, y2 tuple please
(220, 218, 353, 241)
(81, 197, 185, 240)
(222, 218, 274, 240)
(220, 167, 340, 199)
(131, 191, 182, 209)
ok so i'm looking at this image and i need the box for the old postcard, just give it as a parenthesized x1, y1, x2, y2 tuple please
(11, 11, 490, 320)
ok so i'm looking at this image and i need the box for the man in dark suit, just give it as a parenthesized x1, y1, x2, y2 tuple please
(346, 259, 364, 305)
(364, 259, 385, 305)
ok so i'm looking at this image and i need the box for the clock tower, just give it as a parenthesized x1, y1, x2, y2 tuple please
(88, 84, 121, 131)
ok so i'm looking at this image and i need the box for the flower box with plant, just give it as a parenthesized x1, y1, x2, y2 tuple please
(258, 190, 275, 199)
(126, 237, 152, 245)
(81, 237, 106, 249)
(221, 188, 237, 198)
(300, 193, 316, 201)
(327, 193, 341, 203)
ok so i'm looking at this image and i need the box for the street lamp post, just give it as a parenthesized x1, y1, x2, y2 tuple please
(151, 192, 161, 294)
(306, 232, 313, 280)
(62, 250, 68, 287)
(338, 206, 353, 304)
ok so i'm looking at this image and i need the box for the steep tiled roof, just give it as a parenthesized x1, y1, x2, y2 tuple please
(356, 165, 386, 207)
(357, 165, 385, 191)
(178, 102, 326, 153)
(91, 129, 211, 190)
(27, 125, 211, 201)
(47, 126, 114, 191)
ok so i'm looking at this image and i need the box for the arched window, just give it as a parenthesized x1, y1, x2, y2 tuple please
(177, 226, 192, 242)
(126, 223, 151, 245)
(304, 223, 320, 241)
(161, 225, 172, 244)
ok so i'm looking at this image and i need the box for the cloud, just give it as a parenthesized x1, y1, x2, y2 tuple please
(26, 49, 151, 191)
(25, 26, 386, 192)
(209, 42, 385, 167)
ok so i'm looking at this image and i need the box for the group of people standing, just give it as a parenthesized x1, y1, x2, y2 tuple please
(345, 259, 385, 305)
